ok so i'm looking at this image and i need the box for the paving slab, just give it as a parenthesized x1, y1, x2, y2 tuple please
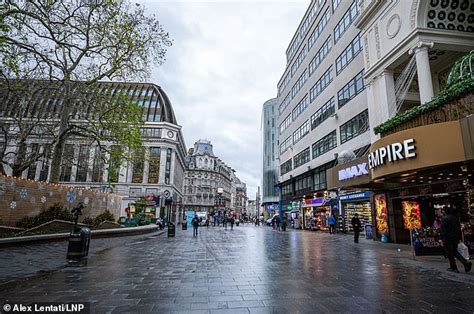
(0, 225, 473, 313)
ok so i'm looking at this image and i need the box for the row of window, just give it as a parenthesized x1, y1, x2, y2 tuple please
(294, 147, 311, 169)
(286, 0, 326, 62)
(310, 97, 335, 130)
(280, 159, 293, 175)
(280, 114, 292, 134)
(278, 1, 359, 113)
(336, 34, 362, 75)
(141, 128, 162, 138)
(279, 93, 291, 114)
(308, 36, 332, 76)
(281, 110, 369, 174)
(308, 9, 331, 49)
(309, 67, 333, 103)
(340, 109, 369, 144)
(332, 0, 342, 11)
(291, 69, 308, 98)
(337, 70, 365, 108)
(278, 73, 291, 97)
(292, 120, 310, 145)
(334, 1, 360, 43)
(312, 130, 337, 159)
(292, 94, 310, 121)
(280, 136, 292, 154)
(291, 45, 307, 76)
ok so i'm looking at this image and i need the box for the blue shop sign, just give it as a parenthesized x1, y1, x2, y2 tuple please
(338, 191, 371, 201)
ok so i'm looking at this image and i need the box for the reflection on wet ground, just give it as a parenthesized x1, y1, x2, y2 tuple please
(1, 225, 473, 313)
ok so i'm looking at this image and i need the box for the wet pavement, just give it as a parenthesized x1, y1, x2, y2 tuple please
(1, 224, 473, 313)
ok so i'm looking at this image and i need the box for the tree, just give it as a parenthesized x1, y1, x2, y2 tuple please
(0, 0, 172, 182)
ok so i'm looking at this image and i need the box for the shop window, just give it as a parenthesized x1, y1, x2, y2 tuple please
(131, 149, 145, 183)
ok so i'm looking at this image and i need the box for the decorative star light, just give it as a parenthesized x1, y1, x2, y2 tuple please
(19, 188, 28, 199)
(10, 201, 17, 209)
(41, 196, 47, 204)
(66, 190, 76, 204)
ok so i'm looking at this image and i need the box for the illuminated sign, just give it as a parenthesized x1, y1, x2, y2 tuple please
(338, 163, 368, 181)
(368, 138, 416, 169)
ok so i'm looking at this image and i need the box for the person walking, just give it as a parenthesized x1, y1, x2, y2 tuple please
(440, 207, 472, 273)
(223, 215, 228, 230)
(351, 213, 361, 243)
(214, 213, 218, 227)
(275, 215, 281, 231)
(230, 216, 235, 231)
(328, 213, 336, 234)
(192, 215, 199, 237)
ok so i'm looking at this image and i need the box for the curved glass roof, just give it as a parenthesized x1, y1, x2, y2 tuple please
(0, 80, 178, 125)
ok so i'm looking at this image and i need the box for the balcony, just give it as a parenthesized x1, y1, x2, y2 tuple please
(374, 51, 474, 137)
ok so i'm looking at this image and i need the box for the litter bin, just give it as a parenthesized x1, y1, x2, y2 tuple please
(67, 227, 91, 260)
(168, 222, 176, 237)
(364, 224, 373, 240)
(182, 222, 187, 230)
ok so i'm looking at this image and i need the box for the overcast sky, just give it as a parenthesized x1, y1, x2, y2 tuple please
(140, 0, 308, 198)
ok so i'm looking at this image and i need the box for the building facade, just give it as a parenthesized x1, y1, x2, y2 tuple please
(350, 0, 474, 248)
(276, 0, 370, 229)
(182, 140, 235, 218)
(232, 175, 247, 218)
(261, 98, 279, 215)
(0, 81, 187, 222)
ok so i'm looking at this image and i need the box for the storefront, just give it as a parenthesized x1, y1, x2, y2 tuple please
(339, 191, 372, 234)
(300, 194, 337, 231)
(326, 156, 376, 235)
(368, 117, 474, 254)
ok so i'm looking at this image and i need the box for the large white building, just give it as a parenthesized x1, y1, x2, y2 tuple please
(183, 140, 243, 217)
(276, 0, 370, 223)
(0, 82, 187, 222)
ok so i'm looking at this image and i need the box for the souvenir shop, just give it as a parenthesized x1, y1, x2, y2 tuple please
(338, 191, 373, 234)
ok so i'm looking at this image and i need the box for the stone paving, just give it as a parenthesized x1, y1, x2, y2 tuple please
(1, 224, 474, 313)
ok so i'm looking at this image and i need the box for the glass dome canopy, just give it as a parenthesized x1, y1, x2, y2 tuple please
(0, 80, 178, 125)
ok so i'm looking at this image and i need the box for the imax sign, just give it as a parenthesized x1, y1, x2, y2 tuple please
(338, 163, 369, 181)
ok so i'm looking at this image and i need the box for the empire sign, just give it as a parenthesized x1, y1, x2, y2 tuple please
(368, 138, 416, 169)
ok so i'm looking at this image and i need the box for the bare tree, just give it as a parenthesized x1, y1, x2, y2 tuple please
(1, 0, 172, 182)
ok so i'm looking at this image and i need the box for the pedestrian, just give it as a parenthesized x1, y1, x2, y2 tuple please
(214, 213, 218, 227)
(192, 215, 199, 237)
(223, 215, 228, 230)
(230, 216, 235, 230)
(351, 213, 361, 243)
(282, 214, 288, 231)
(275, 215, 281, 231)
(328, 213, 336, 234)
(440, 207, 472, 273)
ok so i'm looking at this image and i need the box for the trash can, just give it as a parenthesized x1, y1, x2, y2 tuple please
(182, 222, 187, 230)
(67, 227, 91, 260)
(364, 224, 373, 240)
(168, 222, 176, 237)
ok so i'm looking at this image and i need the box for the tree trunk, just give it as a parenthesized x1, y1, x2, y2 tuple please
(49, 82, 72, 183)
(12, 139, 27, 177)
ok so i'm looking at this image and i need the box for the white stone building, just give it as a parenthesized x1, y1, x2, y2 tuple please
(0, 82, 187, 222)
(276, 0, 370, 210)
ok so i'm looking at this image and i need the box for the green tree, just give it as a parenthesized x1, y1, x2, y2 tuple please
(0, 0, 172, 182)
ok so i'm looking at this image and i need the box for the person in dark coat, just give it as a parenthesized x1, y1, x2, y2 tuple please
(351, 213, 362, 243)
(230, 216, 235, 230)
(440, 207, 472, 273)
(191, 215, 200, 237)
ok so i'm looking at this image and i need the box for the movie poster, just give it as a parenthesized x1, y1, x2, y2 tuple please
(375, 194, 389, 238)
(402, 201, 421, 230)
